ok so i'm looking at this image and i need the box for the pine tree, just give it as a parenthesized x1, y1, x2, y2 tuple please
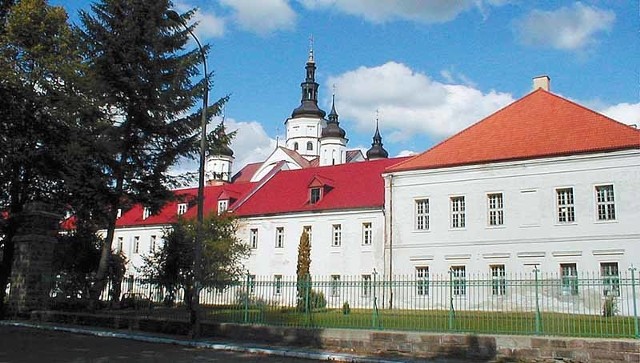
(77, 0, 228, 301)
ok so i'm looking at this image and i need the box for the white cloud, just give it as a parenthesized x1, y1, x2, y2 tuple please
(299, 0, 506, 23)
(396, 150, 418, 157)
(514, 3, 615, 51)
(174, 1, 226, 38)
(599, 102, 640, 127)
(327, 62, 514, 141)
(223, 118, 277, 172)
(220, 0, 296, 35)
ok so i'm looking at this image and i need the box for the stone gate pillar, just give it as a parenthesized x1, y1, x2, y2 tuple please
(8, 203, 59, 316)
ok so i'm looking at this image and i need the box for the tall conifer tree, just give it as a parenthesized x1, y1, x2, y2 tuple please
(78, 0, 227, 300)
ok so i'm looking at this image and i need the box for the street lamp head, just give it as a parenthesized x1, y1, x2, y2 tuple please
(164, 10, 182, 24)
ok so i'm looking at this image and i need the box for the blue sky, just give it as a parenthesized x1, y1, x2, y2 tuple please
(52, 0, 639, 173)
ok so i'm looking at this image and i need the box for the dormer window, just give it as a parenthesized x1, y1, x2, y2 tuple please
(116, 209, 122, 219)
(310, 187, 321, 204)
(218, 199, 228, 214)
(143, 207, 151, 220)
(177, 203, 187, 215)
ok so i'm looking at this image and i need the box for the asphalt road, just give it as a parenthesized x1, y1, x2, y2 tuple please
(0, 326, 325, 363)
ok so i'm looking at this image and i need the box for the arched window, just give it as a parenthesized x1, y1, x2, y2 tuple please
(293, 142, 299, 151)
(306, 141, 313, 151)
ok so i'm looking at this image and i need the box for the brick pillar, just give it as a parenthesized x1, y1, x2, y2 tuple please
(8, 203, 59, 316)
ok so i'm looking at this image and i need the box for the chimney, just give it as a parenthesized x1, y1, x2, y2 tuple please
(532, 75, 550, 92)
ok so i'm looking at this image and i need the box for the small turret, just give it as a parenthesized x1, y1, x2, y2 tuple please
(366, 118, 388, 160)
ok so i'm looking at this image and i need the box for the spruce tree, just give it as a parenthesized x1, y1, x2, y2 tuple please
(77, 0, 228, 300)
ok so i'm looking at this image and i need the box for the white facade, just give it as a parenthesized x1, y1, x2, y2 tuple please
(385, 150, 640, 277)
(319, 137, 347, 166)
(205, 154, 234, 182)
(108, 225, 165, 276)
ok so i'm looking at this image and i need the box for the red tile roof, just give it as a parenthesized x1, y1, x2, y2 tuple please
(116, 182, 256, 227)
(388, 89, 640, 173)
(232, 162, 262, 183)
(232, 157, 409, 217)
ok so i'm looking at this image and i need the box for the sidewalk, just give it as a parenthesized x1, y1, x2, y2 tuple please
(1, 320, 420, 363)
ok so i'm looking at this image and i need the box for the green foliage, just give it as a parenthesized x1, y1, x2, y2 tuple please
(141, 214, 250, 306)
(342, 301, 351, 315)
(296, 289, 327, 311)
(52, 219, 126, 307)
(296, 230, 311, 309)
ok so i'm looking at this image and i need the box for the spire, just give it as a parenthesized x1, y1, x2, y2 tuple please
(366, 113, 388, 159)
(321, 92, 346, 139)
(291, 39, 326, 119)
(215, 108, 234, 157)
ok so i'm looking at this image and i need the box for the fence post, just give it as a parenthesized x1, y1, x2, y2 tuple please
(243, 272, 249, 324)
(534, 267, 542, 335)
(630, 266, 638, 339)
(448, 269, 454, 331)
(305, 274, 310, 327)
(372, 269, 379, 329)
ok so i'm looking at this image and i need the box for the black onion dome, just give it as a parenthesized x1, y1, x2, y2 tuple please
(291, 49, 326, 119)
(366, 122, 388, 159)
(321, 95, 346, 138)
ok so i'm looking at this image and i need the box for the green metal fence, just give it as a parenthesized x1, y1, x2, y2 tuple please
(80, 269, 640, 339)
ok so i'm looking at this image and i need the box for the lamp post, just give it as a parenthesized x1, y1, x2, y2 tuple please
(165, 9, 207, 338)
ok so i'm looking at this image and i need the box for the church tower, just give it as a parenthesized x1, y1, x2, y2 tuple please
(284, 44, 326, 160)
(319, 94, 348, 166)
(205, 121, 234, 184)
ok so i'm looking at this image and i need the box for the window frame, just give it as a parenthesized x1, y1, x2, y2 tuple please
(601, 262, 620, 297)
(330, 275, 341, 297)
(451, 266, 466, 296)
(560, 263, 579, 296)
(177, 203, 187, 215)
(218, 199, 228, 214)
(595, 184, 616, 221)
(306, 141, 313, 151)
(490, 264, 506, 296)
(310, 187, 321, 204)
(249, 228, 258, 249)
(133, 236, 140, 254)
(149, 235, 157, 253)
(362, 222, 372, 245)
(415, 199, 430, 231)
(273, 275, 282, 295)
(331, 224, 342, 247)
(275, 227, 285, 248)
(416, 266, 429, 296)
(556, 187, 575, 223)
(361, 274, 372, 297)
(450, 196, 466, 229)
(487, 193, 504, 226)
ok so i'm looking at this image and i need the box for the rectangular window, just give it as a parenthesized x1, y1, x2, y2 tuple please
(149, 235, 156, 252)
(362, 275, 371, 297)
(415, 199, 429, 230)
(248, 274, 256, 294)
(310, 188, 321, 204)
(601, 262, 620, 297)
(332, 224, 342, 247)
(250, 228, 258, 249)
(177, 203, 187, 215)
(303, 225, 312, 243)
(488, 193, 504, 226)
(362, 222, 372, 245)
(117, 237, 123, 253)
(451, 266, 466, 296)
(133, 236, 140, 254)
(143, 207, 151, 220)
(595, 185, 615, 221)
(275, 227, 284, 248)
(451, 196, 466, 228)
(560, 263, 579, 296)
(274, 275, 282, 295)
(330, 275, 341, 296)
(557, 188, 575, 223)
(218, 200, 228, 214)
(416, 267, 429, 296)
(491, 264, 506, 296)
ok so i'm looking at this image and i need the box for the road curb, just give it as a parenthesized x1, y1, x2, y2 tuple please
(0, 321, 401, 362)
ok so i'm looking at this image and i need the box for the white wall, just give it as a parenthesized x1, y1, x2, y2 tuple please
(385, 150, 640, 277)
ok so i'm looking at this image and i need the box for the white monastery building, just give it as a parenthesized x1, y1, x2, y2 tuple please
(109, 52, 640, 309)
